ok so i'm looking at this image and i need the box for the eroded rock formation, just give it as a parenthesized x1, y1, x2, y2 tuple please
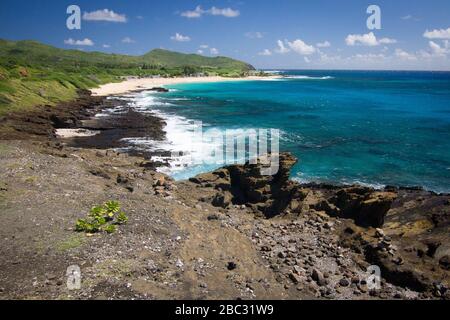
(190, 153, 396, 227)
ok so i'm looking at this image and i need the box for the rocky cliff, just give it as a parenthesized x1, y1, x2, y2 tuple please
(189, 153, 450, 298)
(0, 92, 448, 300)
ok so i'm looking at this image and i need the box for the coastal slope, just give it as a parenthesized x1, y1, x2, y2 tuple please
(0, 92, 448, 300)
(0, 39, 255, 114)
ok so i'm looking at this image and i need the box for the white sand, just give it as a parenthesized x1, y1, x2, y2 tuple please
(56, 129, 100, 138)
(91, 76, 280, 96)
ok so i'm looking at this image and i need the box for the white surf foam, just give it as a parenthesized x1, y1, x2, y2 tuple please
(112, 91, 250, 178)
(285, 75, 334, 80)
(101, 90, 281, 180)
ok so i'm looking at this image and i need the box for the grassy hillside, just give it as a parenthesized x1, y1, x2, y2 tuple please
(143, 49, 254, 71)
(0, 39, 254, 114)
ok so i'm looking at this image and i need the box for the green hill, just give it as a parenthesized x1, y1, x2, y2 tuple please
(0, 39, 254, 114)
(142, 49, 254, 70)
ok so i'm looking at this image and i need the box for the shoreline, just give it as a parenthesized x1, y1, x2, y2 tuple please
(0, 90, 449, 300)
(98, 87, 449, 194)
(1, 139, 449, 299)
(1, 86, 446, 195)
(91, 75, 281, 96)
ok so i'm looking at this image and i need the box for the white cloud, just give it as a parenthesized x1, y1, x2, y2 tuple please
(64, 38, 94, 46)
(275, 40, 290, 54)
(197, 49, 204, 55)
(102, 44, 111, 48)
(419, 40, 449, 59)
(287, 39, 316, 55)
(210, 7, 240, 18)
(428, 41, 449, 56)
(121, 37, 135, 44)
(171, 33, 191, 42)
(83, 9, 127, 23)
(275, 39, 315, 55)
(245, 32, 264, 39)
(395, 49, 417, 61)
(316, 41, 331, 48)
(199, 44, 209, 49)
(181, 6, 204, 18)
(345, 32, 396, 46)
(318, 52, 342, 64)
(379, 38, 397, 44)
(423, 28, 450, 40)
(346, 32, 378, 46)
(258, 49, 272, 56)
(401, 14, 421, 22)
(353, 53, 386, 61)
(180, 6, 239, 18)
(304, 57, 311, 63)
(210, 48, 219, 55)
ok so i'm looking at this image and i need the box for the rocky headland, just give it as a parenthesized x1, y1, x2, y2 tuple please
(0, 91, 448, 300)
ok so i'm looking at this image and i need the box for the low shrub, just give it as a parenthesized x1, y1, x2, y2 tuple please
(75, 201, 128, 234)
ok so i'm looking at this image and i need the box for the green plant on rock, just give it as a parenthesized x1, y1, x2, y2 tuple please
(117, 211, 129, 225)
(103, 224, 117, 234)
(75, 201, 129, 234)
(104, 201, 120, 216)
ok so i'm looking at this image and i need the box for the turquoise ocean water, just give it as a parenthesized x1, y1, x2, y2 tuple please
(125, 70, 450, 193)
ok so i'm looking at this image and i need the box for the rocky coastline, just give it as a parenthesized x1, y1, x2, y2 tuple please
(0, 91, 448, 300)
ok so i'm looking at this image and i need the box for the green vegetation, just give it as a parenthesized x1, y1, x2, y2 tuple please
(75, 201, 128, 234)
(0, 143, 11, 154)
(0, 39, 254, 114)
(57, 235, 85, 252)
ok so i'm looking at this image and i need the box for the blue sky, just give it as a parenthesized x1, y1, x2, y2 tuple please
(1, 0, 449, 70)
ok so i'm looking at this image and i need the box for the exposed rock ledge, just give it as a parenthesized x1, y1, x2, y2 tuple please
(190, 153, 449, 297)
(190, 153, 397, 228)
(0, 86, 448, 299)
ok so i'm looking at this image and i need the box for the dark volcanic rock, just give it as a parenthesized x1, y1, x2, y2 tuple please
(191, 153, 305, 217)
(338, 189, 450, 296)
(129, 87, 170, 94)
(0, 90, 166, 162)
(227, 262, 237, 271)
(440, 256, 450, 270)
(191, 153, 397, 225)
(212, 192, 233, 208)
(330, 188, 397, 228)
(0, 90, 105, 140)
(67, 108, 165, 151)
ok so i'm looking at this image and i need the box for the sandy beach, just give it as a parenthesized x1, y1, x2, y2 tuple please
(91, 75, 279, 96)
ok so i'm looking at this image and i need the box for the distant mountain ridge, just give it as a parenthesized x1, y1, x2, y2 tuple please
(0, 39, 254, 73)
(0, 39, 255, 113)
(142, 48, 254, 71)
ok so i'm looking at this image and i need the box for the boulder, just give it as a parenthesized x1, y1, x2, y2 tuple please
(311, 269, 326, 286)
(439, 255, 450, 270)
(153, 174, 166, 187)
(150, 87, 169, 93)
(330, 187, 397, 228)
(191, 153, 301, 217)
(0, 182, 7, 192)
(226, 153, 299, 217)
(212, 192, 233, 209)
(116, 173, 134, 192)
(190, 169, 231, 190)
(189, 153, 397, 225)
(357, 192, 397, 227)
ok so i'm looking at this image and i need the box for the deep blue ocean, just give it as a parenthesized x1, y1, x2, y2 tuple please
(127, 70, 450, 193)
